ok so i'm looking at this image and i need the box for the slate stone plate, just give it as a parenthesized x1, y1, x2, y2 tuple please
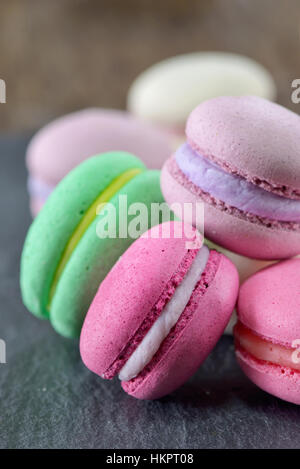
(1, 135, 300, 449)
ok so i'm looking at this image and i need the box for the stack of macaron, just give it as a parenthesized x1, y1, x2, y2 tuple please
(158, 95, 300, 403)
(20, 51, 300, 403)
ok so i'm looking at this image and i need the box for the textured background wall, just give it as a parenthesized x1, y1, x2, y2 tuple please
(1, 0, 300, 131)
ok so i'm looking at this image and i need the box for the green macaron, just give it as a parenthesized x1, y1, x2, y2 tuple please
(21, 152, 168, 338)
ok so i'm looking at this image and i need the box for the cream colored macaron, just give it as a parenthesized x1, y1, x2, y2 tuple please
(128, 52, 276, 139)
(204, 239, 276, 335)
(205, 238, 300, 334)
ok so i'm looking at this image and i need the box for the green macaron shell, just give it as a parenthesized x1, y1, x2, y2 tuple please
(20, 152, 146, 320)
(50, 170, 167, 338)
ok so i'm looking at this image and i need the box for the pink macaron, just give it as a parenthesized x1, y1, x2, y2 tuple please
(27, 108, 173, 216)
(234, 258, 300, 405)
(80, 221, 239, 400)
(161, 96, 300, 260)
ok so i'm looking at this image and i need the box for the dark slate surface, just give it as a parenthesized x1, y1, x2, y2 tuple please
(1, 135, 300, 449)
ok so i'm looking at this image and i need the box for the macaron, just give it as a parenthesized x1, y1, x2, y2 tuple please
(161, 96, 300, 260)
(21, 152, 166, 338)
(128, 52, 276, 140)
(80, 221, 239, 400)
(26, 108, 173, 216)
(234, 259, 300, 405)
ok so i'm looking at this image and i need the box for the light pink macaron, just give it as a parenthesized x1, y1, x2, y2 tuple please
(27, 108, 173, 216)
(80, 221, 239, 400)
(234, 258, 300, 405)
(161, 96, 300, 260)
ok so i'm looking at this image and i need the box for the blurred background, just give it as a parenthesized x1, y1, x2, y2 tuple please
(1, 0, 300, 132)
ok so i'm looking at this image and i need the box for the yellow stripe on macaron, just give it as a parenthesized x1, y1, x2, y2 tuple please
(48, 167, 142, 308)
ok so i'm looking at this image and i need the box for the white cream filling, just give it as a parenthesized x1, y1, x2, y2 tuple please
(119, 245, 210, 382)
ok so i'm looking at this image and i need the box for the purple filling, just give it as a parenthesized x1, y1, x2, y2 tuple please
(27, 176, 55, 201)
(175, 143, 300, 222)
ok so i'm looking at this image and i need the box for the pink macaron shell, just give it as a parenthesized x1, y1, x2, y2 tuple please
(161, 160, 300, 259)
(26, 108, 173, 186)
(122, 252, 239, 399)
(80, 222, 201, 379)
(236, 347, 300, 405)
(237, 259, 300, 347)
(186, 96, 300, 198)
